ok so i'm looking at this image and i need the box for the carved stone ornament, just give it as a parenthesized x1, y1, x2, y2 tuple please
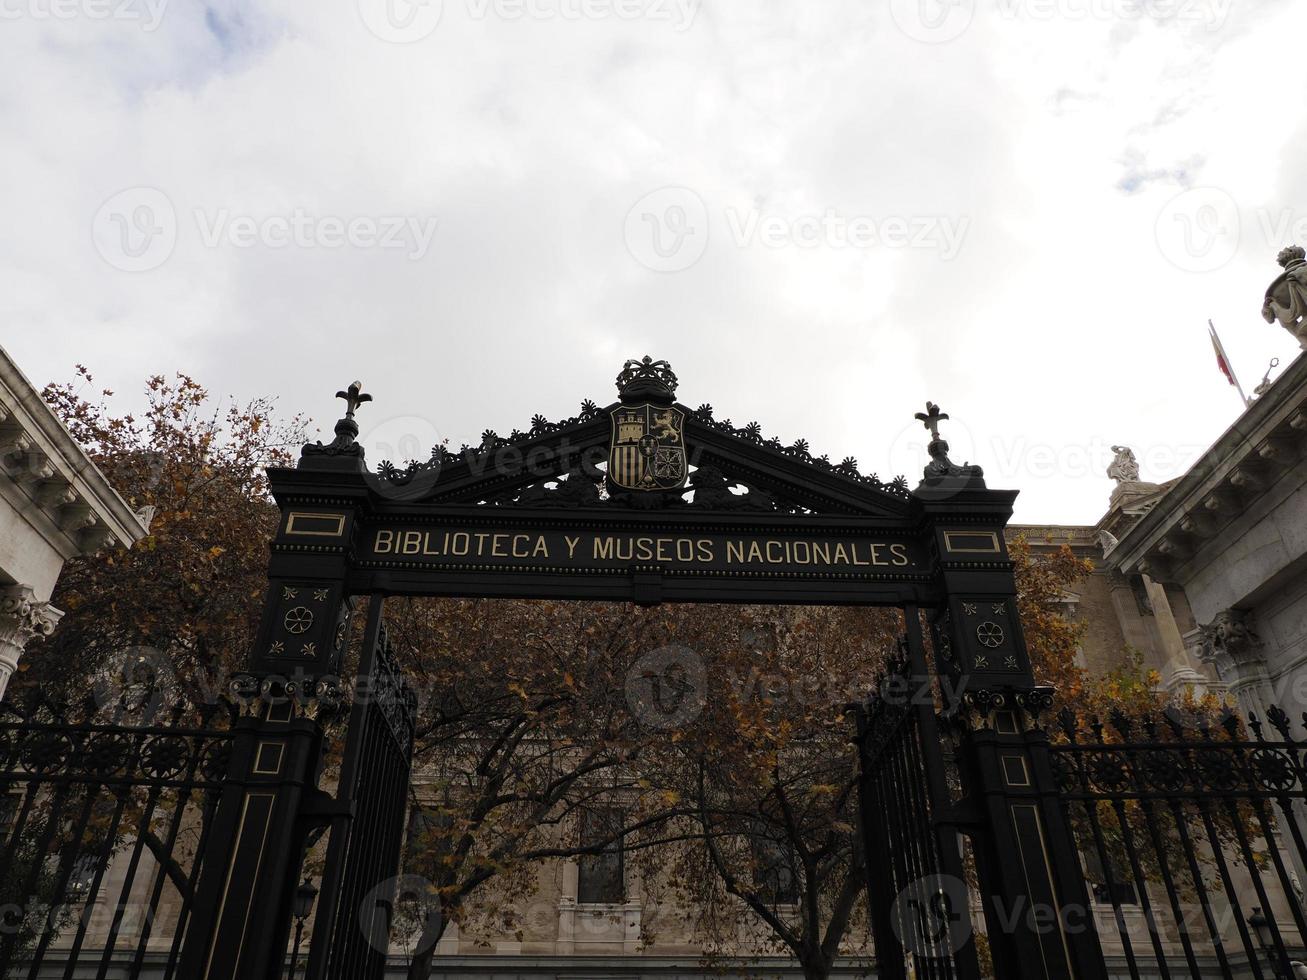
(1262, 245, 1307, 348)
(301, 381, 370, 462)
(0, 585, 63, 647)
(913, 401, 985, 490)
(1106, 445, 1140, 483)
(1197, 608, 1263, 680)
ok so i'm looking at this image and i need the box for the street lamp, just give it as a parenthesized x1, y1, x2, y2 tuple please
(289, 877, 319, 980)
(1248, 907, 1284, 980)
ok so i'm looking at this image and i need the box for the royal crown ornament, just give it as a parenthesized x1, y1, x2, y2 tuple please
(616, 356, 678, 405)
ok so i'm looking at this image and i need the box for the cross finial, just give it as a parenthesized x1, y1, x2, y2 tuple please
(914, 401, 948, 442)
(335, 381, 372, 420)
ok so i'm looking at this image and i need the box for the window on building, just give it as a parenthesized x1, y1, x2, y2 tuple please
(1083, 849, 1137, 906)
(577, 808, 625, 905)
(751, 833, 799, 906)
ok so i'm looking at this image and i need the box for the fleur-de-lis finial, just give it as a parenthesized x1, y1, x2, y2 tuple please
(914, 401, 948, 442)
(335, 381, 372, 420)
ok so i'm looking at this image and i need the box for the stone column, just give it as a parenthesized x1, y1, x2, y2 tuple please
(0, 584, 63, 702)
(1195, 608, 1272, 718)
(1139, 575, 1209, 697)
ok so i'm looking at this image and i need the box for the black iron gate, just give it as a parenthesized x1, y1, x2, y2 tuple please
(304, 598, 417, 980)
(0, 705, 234, 980)
(852, 609, 984, 980)
(1048, 704, 1307, 979)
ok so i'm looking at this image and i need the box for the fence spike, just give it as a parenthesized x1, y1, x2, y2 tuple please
(1108, 707, 1132, 739)
(1249, 713, 1265, 740)
(1220, 708, 1240, 739)
(1266, 703, 1292, 740)
(1056, 706, 1078, 740)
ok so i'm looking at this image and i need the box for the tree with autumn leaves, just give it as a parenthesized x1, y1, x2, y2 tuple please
(16, 370, 1142, 980)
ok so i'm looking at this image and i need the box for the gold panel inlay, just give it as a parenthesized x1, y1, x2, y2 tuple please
(943, 530, 1001, 554)
(285, 512, 347, 537)
(253, 742, 285, 775)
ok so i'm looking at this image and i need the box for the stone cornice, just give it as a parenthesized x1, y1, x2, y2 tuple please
(1111, 351, 1307, 583)
(0, 345, 149, 557)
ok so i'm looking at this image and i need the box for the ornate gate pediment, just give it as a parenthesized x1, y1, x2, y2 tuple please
(311, 357, 915, 518)
(272, 356, 1010, 618)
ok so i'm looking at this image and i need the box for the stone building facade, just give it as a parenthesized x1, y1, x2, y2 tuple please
(0, 344, 148, 701)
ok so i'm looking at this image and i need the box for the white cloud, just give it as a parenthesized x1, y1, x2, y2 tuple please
(2, 0, 1304, 523)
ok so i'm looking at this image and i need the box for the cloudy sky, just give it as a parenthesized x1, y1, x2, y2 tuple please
(2, 0, 1304, 524)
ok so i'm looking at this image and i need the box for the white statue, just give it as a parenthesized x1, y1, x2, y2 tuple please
(1107, 446, 1140, 484)
(1263, 246, 1307, 348)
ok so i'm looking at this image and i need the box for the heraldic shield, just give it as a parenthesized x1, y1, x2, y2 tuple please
(608, 403, 687, 491)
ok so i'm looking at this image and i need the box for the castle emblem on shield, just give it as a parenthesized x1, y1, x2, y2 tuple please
(608, 404, 687, 491)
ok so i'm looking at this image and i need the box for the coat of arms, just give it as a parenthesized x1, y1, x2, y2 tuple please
(609, 404, 687, 491)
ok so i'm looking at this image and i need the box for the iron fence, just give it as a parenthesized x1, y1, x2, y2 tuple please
(1050, 703, 1307, 980)
(0, 706, 235, 980)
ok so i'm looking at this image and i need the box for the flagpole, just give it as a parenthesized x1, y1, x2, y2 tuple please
(1208, 319, 1250, 407)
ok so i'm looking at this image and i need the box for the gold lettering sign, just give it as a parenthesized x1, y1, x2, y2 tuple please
(365, 526, 919, 575)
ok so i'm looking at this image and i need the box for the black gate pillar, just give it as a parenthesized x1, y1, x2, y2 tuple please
(175, 714, 329, 980)
(919, 485, 1107, 980)
(179, 388, 371, 979)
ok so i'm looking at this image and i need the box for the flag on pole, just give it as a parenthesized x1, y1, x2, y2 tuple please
(1208, 320, 1249, 406)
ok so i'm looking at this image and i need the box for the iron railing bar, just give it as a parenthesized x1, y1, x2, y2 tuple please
(1081, 795, 1143, 980)
(1109, 798, 1172, 978)
(1135, 794, 1204, 977)
(24, 784, 99, 980)
(1196, 797, 1267, 980)
(1166, 797, 1234, 978)
(0, 782, 71, 969)
(1221, 794, 1297, 979)
(160, 788, 221, 980)
(59, 783, 135, 978)
(1249, 795, 1307, 945)
(127, 779, 204, 977)
(93, 782, 165, 980)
